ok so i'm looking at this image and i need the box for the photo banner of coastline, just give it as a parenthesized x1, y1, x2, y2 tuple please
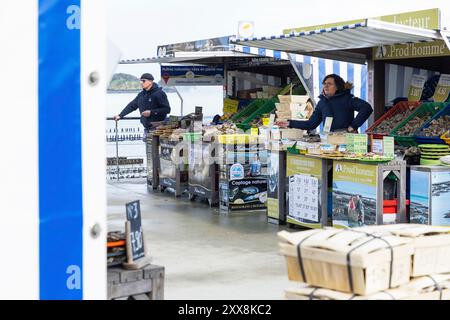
(332, 161, 378, 228)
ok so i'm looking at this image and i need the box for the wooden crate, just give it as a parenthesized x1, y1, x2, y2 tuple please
(358, 224, 450, 277)
(285, 273, 450, 300)
(278, 228, 413, 295)
(107, 264, 165, 300)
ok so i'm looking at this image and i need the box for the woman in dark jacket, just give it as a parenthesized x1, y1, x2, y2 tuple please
(278, 74, 373, 133)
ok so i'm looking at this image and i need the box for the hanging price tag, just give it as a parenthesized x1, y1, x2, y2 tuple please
(433, 74, 450, 102)
(408, 75, 427, 102)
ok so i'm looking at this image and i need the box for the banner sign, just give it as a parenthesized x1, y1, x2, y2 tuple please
(157, 36, 231, 57)
(161, 65, 225, 86)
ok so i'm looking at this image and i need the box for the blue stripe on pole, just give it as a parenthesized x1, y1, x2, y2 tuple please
(39, 0, 83, 300)
(318, 59, 326, 94)
(333, 61, 340, 75)
(273, 51, 281, 60)
(347, 63, 355, 93)
(360, 65, 368, 133)
(303, 55, 311, 66)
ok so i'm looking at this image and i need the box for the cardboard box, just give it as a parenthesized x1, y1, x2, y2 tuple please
(278, 95, 310, 104)
(278, 228, 414, 295)
(280, 128, 304, 140)
(285, 273, 450, 300)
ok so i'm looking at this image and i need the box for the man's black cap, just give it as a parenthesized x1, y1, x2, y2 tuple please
(140, 73, 154, 81)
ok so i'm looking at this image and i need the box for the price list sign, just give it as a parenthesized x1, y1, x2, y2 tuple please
(408, 75, 427, 102)
(433, 74, 450, 102)
(289, 174, 319, 222)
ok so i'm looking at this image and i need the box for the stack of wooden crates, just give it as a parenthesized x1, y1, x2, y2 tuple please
(278, 224, 450, 300)
(275, 95, 313, 123)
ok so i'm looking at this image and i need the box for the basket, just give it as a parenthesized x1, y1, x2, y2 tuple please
(367, 101, 421, 139)
(390, 102, 448, 147)
(278, 228, 413, 295)
(414, 104, 450, 145)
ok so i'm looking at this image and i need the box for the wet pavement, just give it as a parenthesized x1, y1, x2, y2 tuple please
(107, 181, 291, 300)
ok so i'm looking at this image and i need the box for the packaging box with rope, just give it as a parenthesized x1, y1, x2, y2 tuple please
(285, 273, 450, 300)
(278, 228, 414, 295)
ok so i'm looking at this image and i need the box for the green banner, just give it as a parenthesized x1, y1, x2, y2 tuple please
(284, 8, 440, 35)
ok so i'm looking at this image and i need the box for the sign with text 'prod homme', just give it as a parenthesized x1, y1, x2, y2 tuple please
(126, 201, 145, 261)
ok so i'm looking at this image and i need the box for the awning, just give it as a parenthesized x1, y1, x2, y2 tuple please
(232, 19, 447, 53)
(119, 51, 258, 65)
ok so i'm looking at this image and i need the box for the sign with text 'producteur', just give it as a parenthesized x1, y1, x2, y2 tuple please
(161, 65, 225, 87)
(284, 8, 441, 34)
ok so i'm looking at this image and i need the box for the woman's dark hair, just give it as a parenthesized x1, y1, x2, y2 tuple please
(323, 74, 354, 93)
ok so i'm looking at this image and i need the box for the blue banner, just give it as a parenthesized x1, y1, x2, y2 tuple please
(39, 0, 83, 300)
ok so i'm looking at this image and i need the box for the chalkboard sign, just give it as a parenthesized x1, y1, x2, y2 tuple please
(125, 201, 145, 261)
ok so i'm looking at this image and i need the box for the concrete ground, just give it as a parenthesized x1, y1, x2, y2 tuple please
(107, 181, 292, 300)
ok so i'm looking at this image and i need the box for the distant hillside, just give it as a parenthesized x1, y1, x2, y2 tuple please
(108, 73, 141, 92)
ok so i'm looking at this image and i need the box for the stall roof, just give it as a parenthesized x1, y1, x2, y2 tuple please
(119, 51, 258, 65)
(232, 19, 450, 54)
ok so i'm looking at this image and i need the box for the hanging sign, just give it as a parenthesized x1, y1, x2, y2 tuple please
(433, 74, 450, 102)
(408, 75, 427, 102)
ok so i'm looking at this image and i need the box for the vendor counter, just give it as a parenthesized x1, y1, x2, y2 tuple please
(268, 152, 408, 229)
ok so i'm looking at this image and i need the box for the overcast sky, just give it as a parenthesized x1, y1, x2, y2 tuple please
(105, 0, 449, 116)
(107, 0, 449, 59)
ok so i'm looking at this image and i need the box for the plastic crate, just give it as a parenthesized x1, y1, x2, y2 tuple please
(442, 131, 450, 146)
(367, 101, 421, 139)
(390, 102, 448, 147)
(236, 83, 296, 127)
(414, 104, 450, 145)
(229, 99, 266, 122)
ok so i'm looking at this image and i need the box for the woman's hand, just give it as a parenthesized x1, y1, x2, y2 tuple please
(347, 126, 357, 133)
(275, 120, 290, 128)
(142, 110, 151, 118)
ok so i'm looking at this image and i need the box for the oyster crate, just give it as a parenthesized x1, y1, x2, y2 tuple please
(414, 104, 450, 145)
(278, 228, 413, 295)
(366, 101, 421, 140)
(390, 102, 447, 147)
(360, 224, 450, 277)
(285, 273, 450, 300)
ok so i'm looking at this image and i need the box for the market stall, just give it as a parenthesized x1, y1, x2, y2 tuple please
(233, 8, 450, 227)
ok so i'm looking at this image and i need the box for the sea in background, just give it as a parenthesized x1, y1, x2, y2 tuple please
(106, 88, 223, 179)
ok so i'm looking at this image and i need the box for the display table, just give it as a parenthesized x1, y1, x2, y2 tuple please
(107, 264, 165, 300)
(158, 137, 189, 197)
(187, 139, 219, 207)
(218, 136, 268, 212)
(331, 159, 407, 228)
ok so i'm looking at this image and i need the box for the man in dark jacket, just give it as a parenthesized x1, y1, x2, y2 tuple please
(277, 74, 373, 133)
(114, 73, 171, 133)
